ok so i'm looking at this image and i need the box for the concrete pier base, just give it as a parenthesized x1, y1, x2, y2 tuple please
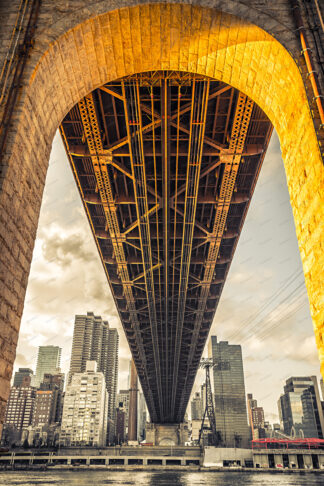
(203, 446, 253, 467)
(145, 423, 189, 446)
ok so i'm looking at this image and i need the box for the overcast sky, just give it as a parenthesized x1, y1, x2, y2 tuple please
(14, 129, 320, 423)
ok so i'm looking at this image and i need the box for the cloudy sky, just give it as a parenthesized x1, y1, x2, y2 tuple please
(14, 129, 320, 423)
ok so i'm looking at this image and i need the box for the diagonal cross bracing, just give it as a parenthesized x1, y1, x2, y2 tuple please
(77, 94, 158, 421)
(176, 93, 254, 420)
(171, 79, 210, 416)
(60, 72, 273, 423)
(122, 80, 164, 419)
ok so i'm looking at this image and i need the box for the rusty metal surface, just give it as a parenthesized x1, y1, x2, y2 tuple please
(60, 71, 273, 423)
(128, 359, 138, 441)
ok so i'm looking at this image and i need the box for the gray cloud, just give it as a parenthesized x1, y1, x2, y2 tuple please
(42, 232, 96, 267)
(14, 353, 30, 367)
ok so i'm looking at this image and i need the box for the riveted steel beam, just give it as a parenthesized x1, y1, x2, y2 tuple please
(60, 72, 272, 424)
(171, 78, 210, 416)
(176, 92, 254, 420)
(77, 93, 158, 421)
(122, 80, 164, 419)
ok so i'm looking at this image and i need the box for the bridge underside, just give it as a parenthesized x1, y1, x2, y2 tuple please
(60, 71, 272, 423)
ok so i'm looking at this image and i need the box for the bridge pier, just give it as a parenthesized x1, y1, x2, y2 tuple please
(145, 423, 189, 446)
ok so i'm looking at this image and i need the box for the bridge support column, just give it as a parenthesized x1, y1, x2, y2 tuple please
(145, 423, 188, 446)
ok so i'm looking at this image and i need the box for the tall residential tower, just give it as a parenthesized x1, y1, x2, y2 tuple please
(68, 312, 119, 424)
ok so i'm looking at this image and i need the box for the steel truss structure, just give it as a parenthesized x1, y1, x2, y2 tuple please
(60, 71, 272, 423)
(198, 358, 218, 446)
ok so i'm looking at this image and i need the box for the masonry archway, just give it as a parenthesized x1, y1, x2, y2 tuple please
(0, 3, 323, 420)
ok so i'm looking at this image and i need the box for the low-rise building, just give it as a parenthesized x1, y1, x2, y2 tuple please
(252, 438, 324, 469)
(13, 368, 34, 388)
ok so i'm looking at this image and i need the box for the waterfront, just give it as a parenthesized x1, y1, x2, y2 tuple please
(0, 471, 324, 486)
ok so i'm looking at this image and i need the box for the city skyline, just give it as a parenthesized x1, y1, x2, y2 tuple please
(13, 130, 319, 423)
(13, 337, 324, 426)
(7, 339, 324, 445)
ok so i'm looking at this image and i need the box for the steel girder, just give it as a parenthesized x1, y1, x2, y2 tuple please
(60, 72, 273, 423)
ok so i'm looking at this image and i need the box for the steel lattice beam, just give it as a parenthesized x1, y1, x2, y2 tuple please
(122, 80, 164, 419)
(60, 72, 272, 424)
(176, 93, 254, 420)
(77, 94, 158, 421)
(171, 79, 210, 416)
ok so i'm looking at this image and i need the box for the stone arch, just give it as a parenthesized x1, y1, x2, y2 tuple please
(158, 437, 176, 446)
(31, 0, 299, 59)
(0, 3, 323, 419)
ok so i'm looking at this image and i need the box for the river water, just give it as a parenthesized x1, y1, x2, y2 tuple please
(0, 471, 324, 486)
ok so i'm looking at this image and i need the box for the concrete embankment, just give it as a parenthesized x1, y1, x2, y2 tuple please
(1, 464, 324, 474)
(1, 446, 324, 473)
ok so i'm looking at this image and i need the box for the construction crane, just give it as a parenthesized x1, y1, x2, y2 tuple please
(198, 358, 219, 446)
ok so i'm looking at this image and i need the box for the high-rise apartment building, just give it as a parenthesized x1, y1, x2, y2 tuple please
(68, 312, 118, 423)
(41, 373, 65, 392)
(117, 389, 130, 435)
(60, 361, 108, 447)
(209, 336, 250, 448)
(247, 393, 257, 412)
(191, 391, 202, 420)
(3, 379, 36, 433)
(278, 376, 324, 438)
(107, 328, 119, 424)
(32, 373, 65, 428)
(247, 393, 265, 440)
(35, 346, 61, 388)
(251, 407, 265, 429)
(13, 368, 34, 388)
(32, 391, 57, 428)
(116, 407, 126, 444)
